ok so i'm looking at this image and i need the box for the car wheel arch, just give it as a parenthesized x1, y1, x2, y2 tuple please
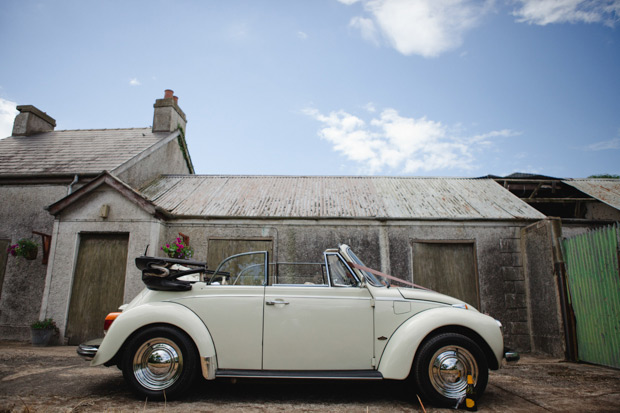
(92, 302, 218, 378)
(105, 322, 199, 368)
(413, 325, 499, 372)
(377, 308, 502, 380)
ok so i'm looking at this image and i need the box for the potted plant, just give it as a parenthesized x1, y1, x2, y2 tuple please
(7, 238, 39, 260)
(161, 237, 194, 259)
(30, 318, 59, 346)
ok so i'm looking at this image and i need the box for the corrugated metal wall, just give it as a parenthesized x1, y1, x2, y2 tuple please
(562, 225, 620, 369)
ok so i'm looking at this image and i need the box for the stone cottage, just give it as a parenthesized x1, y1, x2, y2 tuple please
(0, 90, 193, 340)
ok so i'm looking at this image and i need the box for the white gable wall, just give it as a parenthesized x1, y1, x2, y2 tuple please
(40, 186, 165, 340)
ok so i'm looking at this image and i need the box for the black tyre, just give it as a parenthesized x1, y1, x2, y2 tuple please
(412, 332, 488, 407)
(121, 325, 198, 400)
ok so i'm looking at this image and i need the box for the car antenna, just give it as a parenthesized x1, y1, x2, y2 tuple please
(143, 244, 149, 256)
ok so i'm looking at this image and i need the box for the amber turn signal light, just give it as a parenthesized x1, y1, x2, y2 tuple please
(104, 312, 122, 333)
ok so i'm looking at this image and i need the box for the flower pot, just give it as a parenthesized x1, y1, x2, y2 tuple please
(23, 247, 38, 260)
(31, 328, 54, 346)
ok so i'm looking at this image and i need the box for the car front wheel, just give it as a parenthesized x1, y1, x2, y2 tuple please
(122, 325, 198, 400)
(412, 332, 488, 407)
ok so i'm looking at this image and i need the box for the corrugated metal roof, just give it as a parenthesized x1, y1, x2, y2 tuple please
(0, 128, 168, 175)
(140, 175, 545, 220)
(563, 179, 620, 210)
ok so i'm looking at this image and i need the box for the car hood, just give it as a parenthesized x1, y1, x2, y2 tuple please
(397, 287, 476, 310)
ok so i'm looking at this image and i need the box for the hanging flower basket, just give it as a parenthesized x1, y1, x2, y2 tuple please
(7, 239, 39, 261)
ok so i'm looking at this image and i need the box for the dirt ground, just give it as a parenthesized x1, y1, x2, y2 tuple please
(0, 341, 619, 412)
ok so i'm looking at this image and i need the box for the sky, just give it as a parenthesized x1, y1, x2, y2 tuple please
(0, 0, 618, 178)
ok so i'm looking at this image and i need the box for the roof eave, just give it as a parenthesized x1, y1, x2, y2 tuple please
(46, 171, 170, 219)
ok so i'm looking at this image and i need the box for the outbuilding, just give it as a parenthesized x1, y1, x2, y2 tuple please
(43, 173, 550, 353)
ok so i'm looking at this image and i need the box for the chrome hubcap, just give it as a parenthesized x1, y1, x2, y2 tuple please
(133, 338, 183, 391)
(429, 345, 477, 399)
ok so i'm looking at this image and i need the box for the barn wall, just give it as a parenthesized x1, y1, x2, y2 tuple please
(0, 184, 67, 340)
(163, 218, 532, 352)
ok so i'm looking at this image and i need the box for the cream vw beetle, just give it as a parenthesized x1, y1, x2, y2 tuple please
(78, 245, 517, 407)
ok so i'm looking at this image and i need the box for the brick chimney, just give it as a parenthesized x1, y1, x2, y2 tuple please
(152, 89, 187, 133)
(12, 105, 56, 136)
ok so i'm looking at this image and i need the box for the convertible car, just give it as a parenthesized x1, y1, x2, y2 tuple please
(78, 244, 517, 407)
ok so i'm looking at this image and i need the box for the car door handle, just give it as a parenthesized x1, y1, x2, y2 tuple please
(266, 300, 290, 305)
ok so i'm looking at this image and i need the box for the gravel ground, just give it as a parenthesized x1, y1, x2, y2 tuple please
(1, 341, 619, 412)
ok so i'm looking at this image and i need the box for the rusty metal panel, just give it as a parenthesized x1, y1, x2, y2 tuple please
(562, 225, 620, 369)
(563, 179, 620, 210)
(142, 176, 545, 220)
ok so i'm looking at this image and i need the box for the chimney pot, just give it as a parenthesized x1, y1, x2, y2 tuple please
(153, 90, 186, 133)
(173, 96, 179, 104)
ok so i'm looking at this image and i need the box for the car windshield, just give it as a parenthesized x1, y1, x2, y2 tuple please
(345, 247, 387, 288)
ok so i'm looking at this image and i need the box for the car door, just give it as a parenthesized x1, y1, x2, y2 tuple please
(262, 252, 374, 371)
(179, 251, 267, 370)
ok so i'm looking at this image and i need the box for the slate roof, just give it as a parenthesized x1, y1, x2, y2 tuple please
(140, 175, 546, 220)
(563, 179, 620, 211)
(0, 128, 170, 175)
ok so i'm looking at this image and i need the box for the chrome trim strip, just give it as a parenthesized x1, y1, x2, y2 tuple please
(264, 294, 372, 301)
(374, 297, 451, 306)
(216, 369, 383, 380)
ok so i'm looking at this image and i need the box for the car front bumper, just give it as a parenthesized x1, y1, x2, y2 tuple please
(504, 348, 520, 363)
(77, 338, 103, 361)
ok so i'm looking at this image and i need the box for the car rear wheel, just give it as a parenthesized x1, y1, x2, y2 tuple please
(412, 332, 488, 407)
(122, 326, 198, 400)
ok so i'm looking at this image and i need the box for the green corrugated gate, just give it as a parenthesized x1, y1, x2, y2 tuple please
(562, 225, 620, 369)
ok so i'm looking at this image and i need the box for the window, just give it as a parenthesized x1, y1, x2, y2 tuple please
(326, 253, 359, 287)
(210, 251, 267, 286)
(270, 262, 327, 285)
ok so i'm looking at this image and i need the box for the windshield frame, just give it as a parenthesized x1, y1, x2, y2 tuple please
(341, 245, 387, 288)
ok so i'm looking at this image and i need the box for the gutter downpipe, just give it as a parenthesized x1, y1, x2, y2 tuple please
(67, 174, 79, 195)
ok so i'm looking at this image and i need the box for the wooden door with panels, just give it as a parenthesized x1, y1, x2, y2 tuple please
(65, 233, 129, 345)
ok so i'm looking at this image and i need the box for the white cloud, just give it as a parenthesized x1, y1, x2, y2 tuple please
(129, 78, 141, 86)
(341, 0, 493, 58)
(585, 137, 620, 150)
(337, 0, 362, 4)
(0, 97, 18, 139)
(513, 0, 620, 27)
(297, 31, 309, 39)
(350, 16, 379, 45)
(364, 102, 376, 112)
(304, 106, 517, 174)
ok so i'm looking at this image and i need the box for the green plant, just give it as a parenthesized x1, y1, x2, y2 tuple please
(161, 237, 194, 259)
(31, 318, 59, 332)
(7, 238, 38, 259)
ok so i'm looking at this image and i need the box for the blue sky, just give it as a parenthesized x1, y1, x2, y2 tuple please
(1, 0, 618, 178)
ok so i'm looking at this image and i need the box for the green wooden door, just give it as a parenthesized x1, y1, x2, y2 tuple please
(65, 233, 129, 345)
(562, 225, 620, 369)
